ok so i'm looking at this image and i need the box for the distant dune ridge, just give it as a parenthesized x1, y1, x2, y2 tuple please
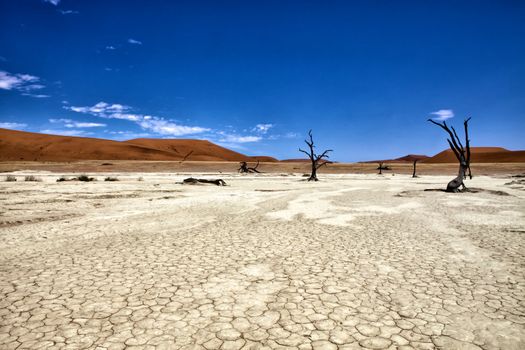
(0, 128, 277, 162)
(0, 128, 524, 163)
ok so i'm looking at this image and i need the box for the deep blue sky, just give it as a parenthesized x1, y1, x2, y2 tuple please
(1, 0, 524, 161)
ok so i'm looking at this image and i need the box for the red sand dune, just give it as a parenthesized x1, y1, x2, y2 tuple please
(423, 147, 525, 163)
(0, 128, 277, 162)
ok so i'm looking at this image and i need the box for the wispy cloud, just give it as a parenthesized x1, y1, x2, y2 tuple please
(58, 10, 79, 15)
(105, 46, 116, 50)
(217, 131, 262, 143)
(44, 0, 60, 5)
(128, 38, 142, 45)
(430, 109, 454, 121)
(21, 93, 50, 98)
(66, 102, 130, 115)
(252, 123, 274, 134)
(66, 101, 209, 136)
(49, 118, 106, 128)
(0, 122, 27, 129)
(105, 130, 153, 140)
(138, 117, 209, 136)
(40, 129, 89, 137)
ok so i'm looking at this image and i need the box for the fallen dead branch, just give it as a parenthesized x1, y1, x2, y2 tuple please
(182, 178, 227, 186)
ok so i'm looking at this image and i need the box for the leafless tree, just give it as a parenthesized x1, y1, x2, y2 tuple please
(299, 130, 332, 181)
(428, 117, 472, 192)
(412, 160, 418, 178)
(377, 162, 390, 175)
(238, 160, 261, 173)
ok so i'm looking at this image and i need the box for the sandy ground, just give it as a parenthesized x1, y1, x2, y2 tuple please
(0, 172, 524, 350)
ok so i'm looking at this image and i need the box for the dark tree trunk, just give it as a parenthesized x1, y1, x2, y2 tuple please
(412, 160, 418, 178)
(446, 162, 468, 192)
(309, 163, 318, 181)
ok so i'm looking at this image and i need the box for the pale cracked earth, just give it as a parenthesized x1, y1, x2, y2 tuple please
(0, 173, 524, 350)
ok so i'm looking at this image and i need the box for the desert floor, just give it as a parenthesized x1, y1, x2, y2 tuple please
(0, 172, 524, 350)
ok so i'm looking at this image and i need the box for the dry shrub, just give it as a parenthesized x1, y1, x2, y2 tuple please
(24, 175, 42, 182)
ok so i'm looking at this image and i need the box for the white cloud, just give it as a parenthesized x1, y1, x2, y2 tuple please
(128, 38, 142, 45)
(430, 109, 454, 121)
(105, 46, 116, 50)
(49, 118, 106, 128)
(0, 71, 39, 90)
(253, 123, 274, 134)
(40, 129, 89, 136)
(44, 0, 60, 5)
(67, 101, 209, 136)
(0, 70, 49, 97)
(0, 122, 27, 129)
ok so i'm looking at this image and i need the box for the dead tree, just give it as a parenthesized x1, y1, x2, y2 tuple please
(238, 160, 261, 173)
(428, 117, 472, 192)
(412, 160, 418, 178)
(183, 178, 227, 186)
(299, 130, 332, 181)
(377, 162, 391, 175)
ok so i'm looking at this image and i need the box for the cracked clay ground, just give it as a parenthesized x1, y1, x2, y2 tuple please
(0, 173, 524, 349)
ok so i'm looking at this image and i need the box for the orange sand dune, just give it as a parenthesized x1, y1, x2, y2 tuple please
(0, 128, 275, 162)
(423, 147, 525, 163)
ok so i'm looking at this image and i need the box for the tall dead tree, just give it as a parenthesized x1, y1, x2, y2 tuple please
(238, 160, 261, 173)
(428, 117, 472, 192)
(299, 130, 332, 181)
(412, 160, 418, 178)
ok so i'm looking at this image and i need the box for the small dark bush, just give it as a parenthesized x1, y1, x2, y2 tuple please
(57, 176, 69, 182)
(24, 175, 42, 182)
(104, 177, 119, 181)
(77, 175, 95, 182)
(5, 175, 17, 182)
